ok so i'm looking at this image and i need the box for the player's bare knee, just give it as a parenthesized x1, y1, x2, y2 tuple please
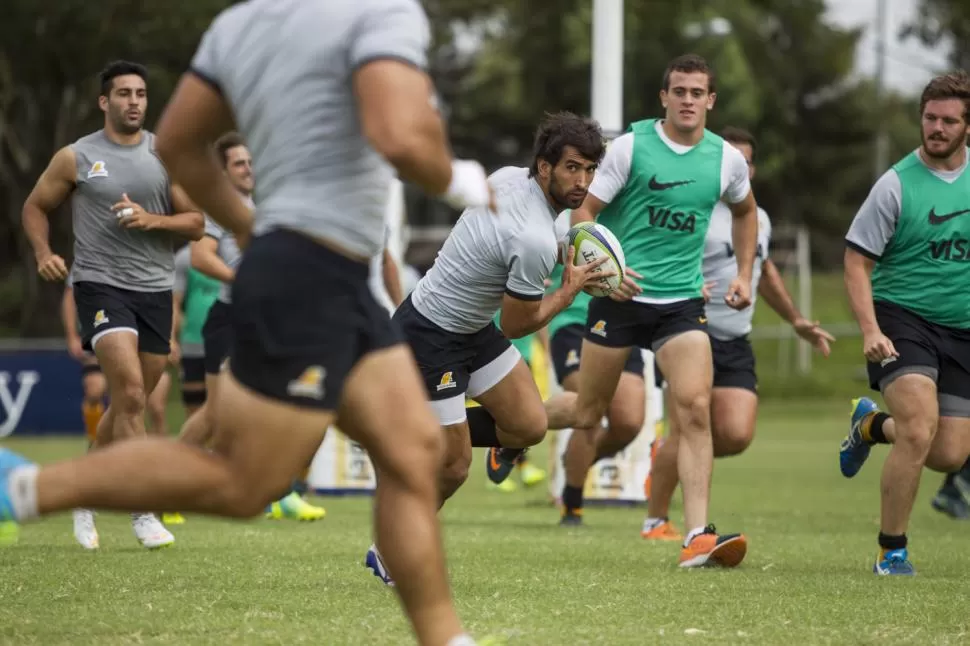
(609, 401, 645, 445)
(676, 393, 711, 433)
(713, 425, 754, 456)
(115, 381, 147, 416)
(505, 408, 548, 446)
(894, 420, 936, 457)
(575, 399, 609, 430)
(439, 454, 471, 494)
(927, 448, 966, 473)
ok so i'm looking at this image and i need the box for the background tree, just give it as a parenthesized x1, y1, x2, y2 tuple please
(0, 0, 923, 336)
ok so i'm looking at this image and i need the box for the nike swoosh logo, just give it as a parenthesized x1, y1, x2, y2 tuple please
(648, 175, 696, 191)
(488, 448, 502, 471)
(928, 207, 970, 225)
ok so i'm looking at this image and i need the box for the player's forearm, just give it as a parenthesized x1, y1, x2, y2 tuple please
(731, 206, 758, 282)
(191, 245, 234, 283)
(381, 124, 452, 197)
(61, 297, 78, 341)
(844, 251, 880, 336)
(757, 260, 800, 324)
(152, 212, 205, 240)
(22, 204, 54, 260)
(503, 290, 572, 339)
(171, 306, 182, 341)
(382, 254, 404, 308)
(163, 148, 254, 241)
(570, 207, 596, 225)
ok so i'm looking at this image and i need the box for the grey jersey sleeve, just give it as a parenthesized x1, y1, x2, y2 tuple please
(173, 246, 190, 295)
(188, 11, 227, 90)
(845, 170, 902, 260)
(348, 0, 430, 71)
(505, 232, 552, 302)
(204, 214, 226, 241)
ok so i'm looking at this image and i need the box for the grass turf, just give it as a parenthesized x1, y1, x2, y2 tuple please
(1, 398, 968, 645)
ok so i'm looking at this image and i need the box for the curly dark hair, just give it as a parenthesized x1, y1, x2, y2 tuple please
(529, 112, 605, 177)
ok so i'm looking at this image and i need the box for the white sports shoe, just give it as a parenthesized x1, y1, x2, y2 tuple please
(72, 509, 100, 550)
(131, 513, 175, 549)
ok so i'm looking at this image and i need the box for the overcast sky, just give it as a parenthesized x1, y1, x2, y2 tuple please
(824, 0, 951, 95)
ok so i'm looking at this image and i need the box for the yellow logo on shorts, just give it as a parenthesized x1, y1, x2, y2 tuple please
(93, 310, 108, 328)
(287, 365, 326, 400)
(565, 349, 580, 367)
(436, 371, 457, 392)
(590, 320, 607, 337)
(87, 160, 108, 179)
(698, 316, 708, 324)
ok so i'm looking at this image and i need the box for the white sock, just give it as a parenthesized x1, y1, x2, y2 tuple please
(642, 516, 666, 531)
(8, 465, 40, 521)
(683, 525, 707, 548)
(446, 635, 477, 646)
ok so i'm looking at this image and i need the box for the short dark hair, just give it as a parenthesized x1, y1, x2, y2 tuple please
(721, 126, 757, 162)
(662, 54, 716, 93)
(919, 71, 970, 121)
(530, 112, 605, 177)
(215, 132, 247, 167)
(99, 60, 148, 97)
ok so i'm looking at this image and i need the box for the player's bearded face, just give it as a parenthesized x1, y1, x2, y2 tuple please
(545, 147, 596, 210)
(921, 99, 970, 159)
(103, 75, 147, 135)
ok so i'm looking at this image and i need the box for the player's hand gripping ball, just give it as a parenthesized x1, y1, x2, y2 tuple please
(565, 222, 626, 297)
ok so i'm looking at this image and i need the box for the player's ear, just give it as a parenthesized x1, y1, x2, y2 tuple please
(537, 158, 552, 179)
(98, 94, 109, 112)
(659, 89, 668, 109)
(707, 91, 717, 110)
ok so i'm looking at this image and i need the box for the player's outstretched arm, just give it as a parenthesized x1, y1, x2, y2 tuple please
(354, 61, 492, 211)
(22, 146, 75, 281)
(759, 259, 834, 356)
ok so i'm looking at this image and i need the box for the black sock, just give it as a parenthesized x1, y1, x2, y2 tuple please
(562, 485, 583, 512)
(943, 472, 957, 491)
(869, 412, 890, 444)
(467, 407, 500, 447)
(877, 532, 907, 552)
(959, 457, 970, 479)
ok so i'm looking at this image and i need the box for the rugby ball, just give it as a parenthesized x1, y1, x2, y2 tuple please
(565, 222, 625, 297)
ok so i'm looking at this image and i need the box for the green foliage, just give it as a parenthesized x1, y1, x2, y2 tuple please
(430, 0, 920, 272)
(903, 0, 970, 71)
(0, 0, 926, 334)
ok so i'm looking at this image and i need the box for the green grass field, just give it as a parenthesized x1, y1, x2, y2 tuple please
(1, 399, 968, 645)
